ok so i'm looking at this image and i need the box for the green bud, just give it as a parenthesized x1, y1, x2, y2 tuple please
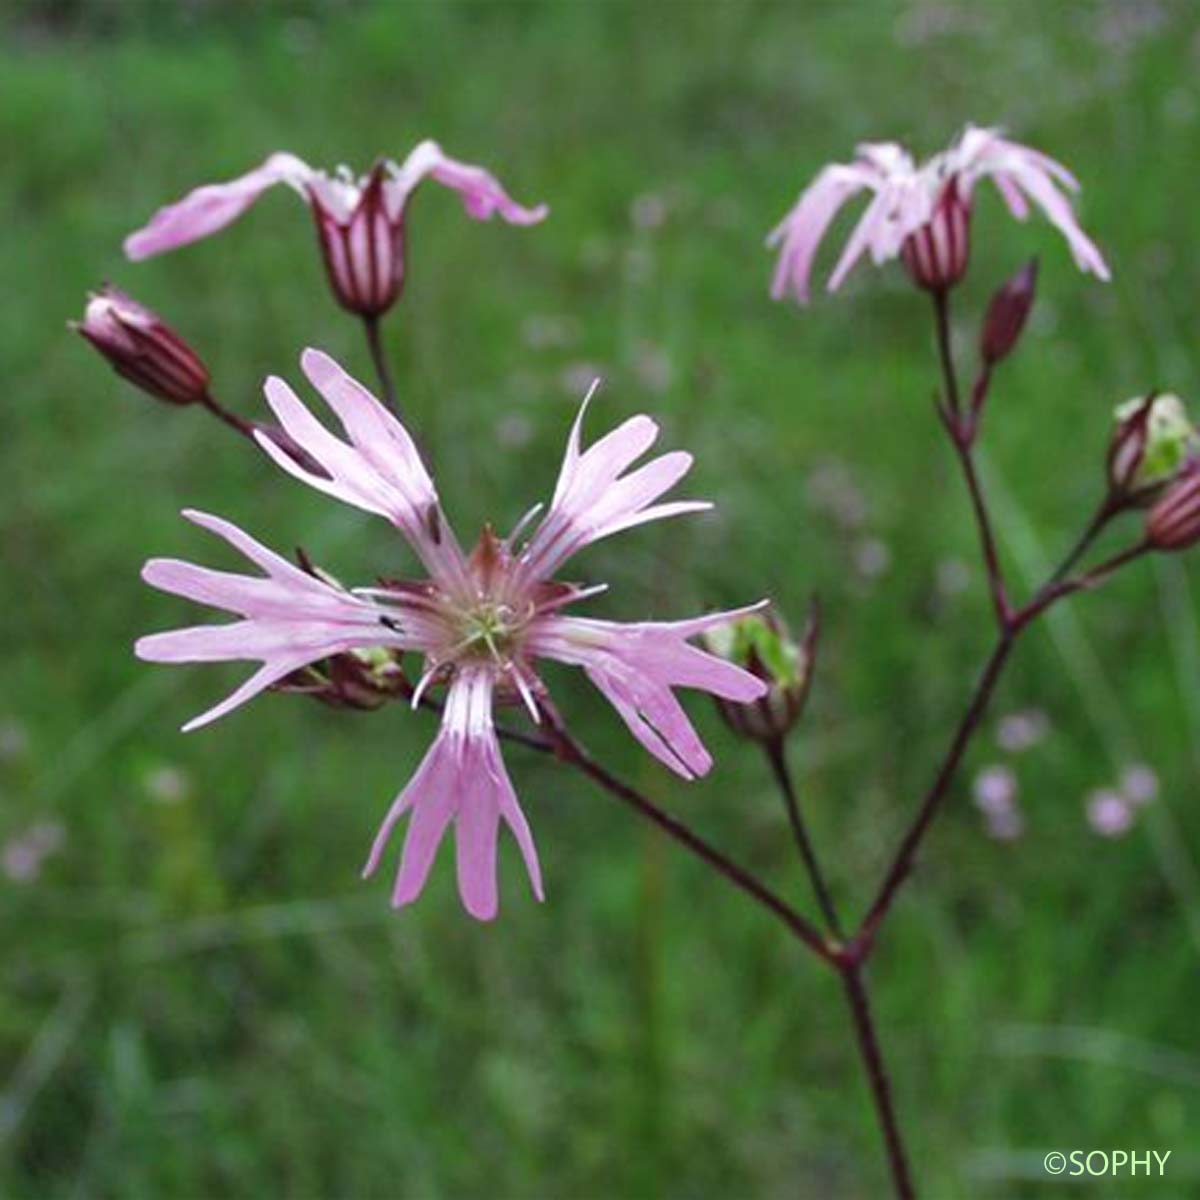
(703, 606, 817, 744)
(1110, 393, 1198, 501)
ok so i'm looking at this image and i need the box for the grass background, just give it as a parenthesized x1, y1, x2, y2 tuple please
(3, 1, 1199, 1196)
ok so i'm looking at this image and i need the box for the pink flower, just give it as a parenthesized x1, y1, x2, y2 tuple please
(123, 142, 548, 316)
(136, 350, 765, 920)
(768, 125, 1110, 303)
(1086, 789, 1134, 838)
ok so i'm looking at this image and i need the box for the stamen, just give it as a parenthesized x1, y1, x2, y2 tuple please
(506, 501, 543, 547)
(512, 670, 541, 724)
(410, 664, 439, 710)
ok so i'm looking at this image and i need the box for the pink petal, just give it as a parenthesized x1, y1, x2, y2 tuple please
(255, 351, 469, 592)
(392, 750, 459, 909)
(992, 159, 1110, 280)
(136, 510, 408, 730)
(389, 140, 548, 225)
(530, 605, 767, 780)
(124, 153, 313, 260)
(520, 396, 708, 580)
(961, 130, 1109, 281)
(585, 665, 711, 779)
(767, 162, 879, 303)
(364, 669, 543, 920)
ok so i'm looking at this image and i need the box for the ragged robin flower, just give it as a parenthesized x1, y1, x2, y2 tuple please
(768, 124, 1109, 303)
(135, 350, 765, 919)
(123, 141, 548, 317)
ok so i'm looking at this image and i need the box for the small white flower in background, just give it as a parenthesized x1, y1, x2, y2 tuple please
(633, 341, 674, 396)
(1120, 763, 1159, 807)
(560, 362, 606, 397)
(807, 460, 868, 530)
(972, 764, 1023, 842)
(984, 807, 1025, 842)
(495, 413, 534, 449)
(995, 708, 1051, 754)
(0, 719, 29, 762)
(853, 538, 892, 581)
(630, 193, 669, 231)
(935, 557, 971, 599)
(144, 765, 192, 805)
(1086, 789, 1134, 838)
(521, 315, 578, 351)
(973, 764, 1017, 816)
(2, 820, 65, 884)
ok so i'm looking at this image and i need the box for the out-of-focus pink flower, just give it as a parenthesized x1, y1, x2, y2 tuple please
(2, 820, 65, 884)
(123, 142, 548, 317)
(972, 764, 1017, 816)
(767, 125, 1109, 303)
(972, 764, 1024, 841)
(984, 807, 1025, 842)
(995, 708, 1050, 753)
(73, 286, 210, 406)
(1086, 789, 1134, 838)
(1120, 763, 1159, 807)
(136, 350, 765, 920)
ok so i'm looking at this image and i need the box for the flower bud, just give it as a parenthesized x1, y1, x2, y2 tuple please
(900, 179, 970, 293)
(274, 647, 409, 711)
(980, 258, 1037, 366)
(1147, 462, 1200, 551)
(1108, 392, 1198, 503)
(73, 286, 210, 406)
(703, 605, 817, 744)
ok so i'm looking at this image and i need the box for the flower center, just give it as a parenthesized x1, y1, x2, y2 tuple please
(456, 600, 526, 664)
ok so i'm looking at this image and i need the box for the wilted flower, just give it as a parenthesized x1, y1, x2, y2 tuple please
(702, 607, 816, 744)
(1147, 461, 1200, 551)
(123, 142, 548, 317)
(768, 124, 1109, 303)
(136, 350, 765, 919)
(73, 286, 210, 406)
(1109, 393, 1197, 504)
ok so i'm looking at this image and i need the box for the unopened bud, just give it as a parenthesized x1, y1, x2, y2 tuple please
(703, 605, 817, 744)
(981, 258, 1037, 365)
(900, 179, 970, 293)
(73, 285, 209, 406)
(1109, 392, 1197, 504)
(1147, 463, 1200, 551)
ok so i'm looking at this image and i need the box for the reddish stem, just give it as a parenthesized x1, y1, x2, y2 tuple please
(842, 965, 915, 1199)
(931, 290, 1010, 627)
(537, 710, 837, 965)
(363, 313, 401, 419)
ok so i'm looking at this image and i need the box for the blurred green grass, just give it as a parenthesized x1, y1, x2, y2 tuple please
(2, 1, 1200, 1196)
